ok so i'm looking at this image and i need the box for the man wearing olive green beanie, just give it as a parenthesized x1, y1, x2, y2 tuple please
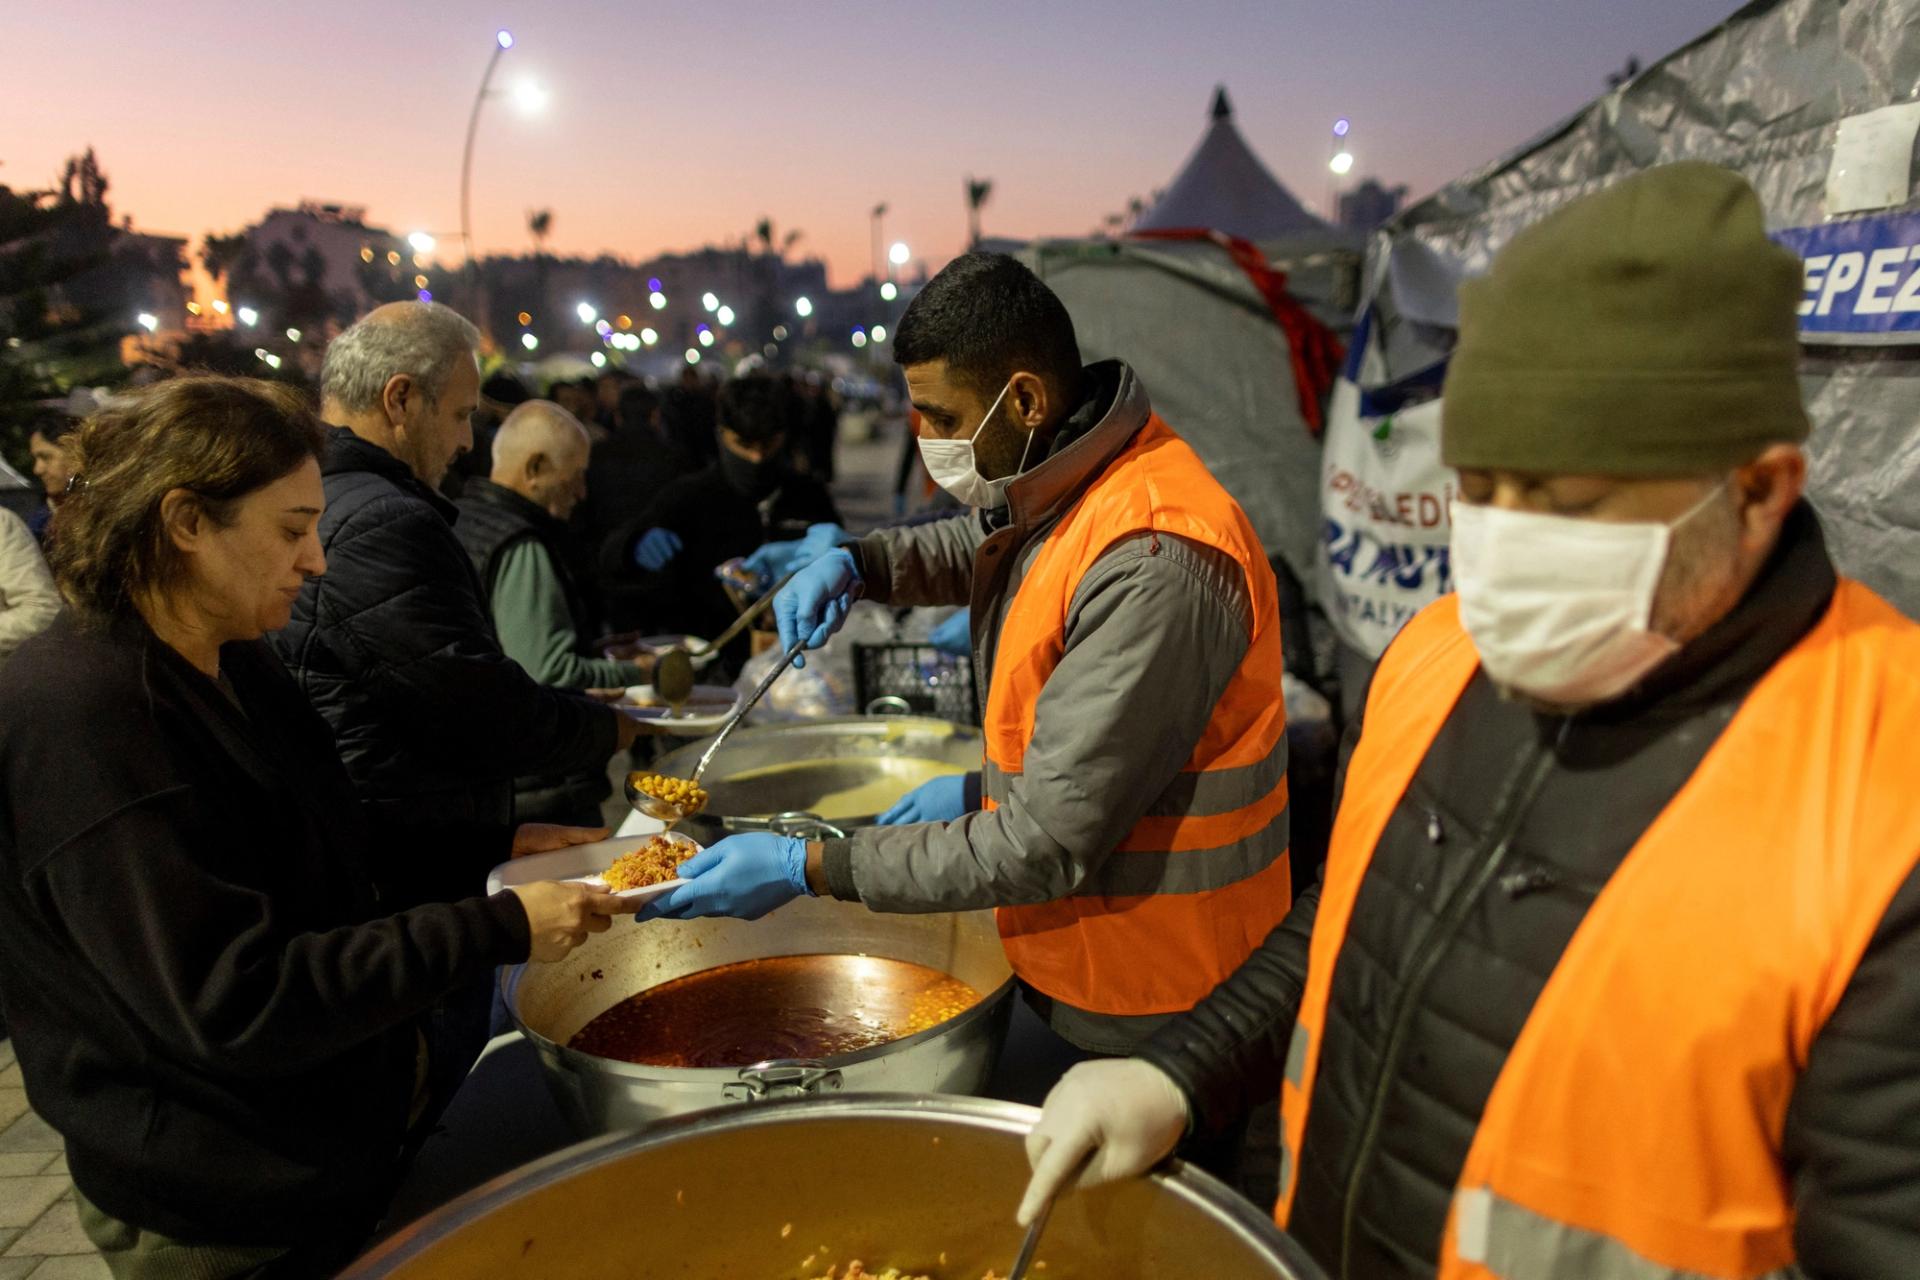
(1016, 160, 1920, 1280)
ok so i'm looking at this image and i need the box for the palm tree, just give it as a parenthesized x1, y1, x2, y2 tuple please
(527, 208, 553, 255)
(966, 177, 993, 248)
(755, 217, 775, 256)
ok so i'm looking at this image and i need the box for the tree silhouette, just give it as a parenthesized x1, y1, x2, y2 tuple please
(966, 177, 993, 248)
(527, 208, 553, 254)
(0, 150, 133, 467)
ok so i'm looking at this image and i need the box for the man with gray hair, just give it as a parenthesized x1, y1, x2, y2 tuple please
(275, 302, 640, 912)
(456, 399, 652, 824)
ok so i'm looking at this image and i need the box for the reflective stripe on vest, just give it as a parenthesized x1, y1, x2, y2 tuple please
(986, 414, 1292, 1015)
(1279, 583, 1920, 1280)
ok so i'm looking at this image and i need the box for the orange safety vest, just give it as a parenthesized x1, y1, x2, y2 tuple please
(1276, 583, 1920, 1278)
(984, 415, 1292, 1015)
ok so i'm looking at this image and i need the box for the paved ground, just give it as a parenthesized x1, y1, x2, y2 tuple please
(0, 412, 913, 1278)
(0, 1039, 108, 1279)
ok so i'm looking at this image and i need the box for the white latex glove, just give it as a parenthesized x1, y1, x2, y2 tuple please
(1017, 1058, 1191, 1225)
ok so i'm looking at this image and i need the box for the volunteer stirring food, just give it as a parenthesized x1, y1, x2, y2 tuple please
(1020, 163, 1920, 1280)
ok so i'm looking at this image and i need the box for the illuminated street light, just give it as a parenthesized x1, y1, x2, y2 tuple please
(211, 299, 229, 315)
(135, 312, 158, 332)
(237, 306, 259, 326)
(1333, 117, 1351, 138)
(517, 311, 532, 325)
(685, 349, 701, 365)
(413, 274, 430, 289)
(698, 329, 715, 348)
(617, 314, 632, 329)
(591, 351, 607, 368)
(649, 291, 668, 310)
(772, 324, 789, 341)
(794, 296, 813, 317)
(495, 29, 514, 50)
(640, 328, 658, 345)
(285, 327, 302, 342)
(521, 332, 539, 351)
(701, 292, 719, 312)
(513, 82, 548, 113)
(407, 231, 437, 253)
(1329, 150, 1355, 175)
(852, 329, 869, 349)
(888, 241, 910, 267)
(595, 319, 613, 336)
(880, 281, 898, 302)
(872, 324, 888, 343)
(716, 305, 735, 326)
(576, 302, 598, 324)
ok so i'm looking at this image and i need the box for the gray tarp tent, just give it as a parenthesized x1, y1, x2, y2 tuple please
(1354, 0, 1920, 619)
(1021, 233, 1358, 612)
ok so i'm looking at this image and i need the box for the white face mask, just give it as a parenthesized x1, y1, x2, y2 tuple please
(1449, 483, 1726, 707)
(917, 379, 1034, 508)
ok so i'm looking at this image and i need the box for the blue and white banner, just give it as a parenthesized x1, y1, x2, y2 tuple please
(1773, 210, 1920, 345)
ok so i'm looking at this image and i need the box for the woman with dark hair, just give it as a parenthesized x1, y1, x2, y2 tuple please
(0, 376, 637, 1278)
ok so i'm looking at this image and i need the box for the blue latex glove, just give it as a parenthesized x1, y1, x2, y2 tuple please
(773, 547, 862, 670)
(633, 527, 682, 572)
(929, 608, 972, 657)
(634, 834, 811, 922)
(738, 522, 849, 590)
(876, 773, 973, 826)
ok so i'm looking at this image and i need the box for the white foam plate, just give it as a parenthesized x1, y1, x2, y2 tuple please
(617, 683, 742, 734)
(485, 830, 702, 900)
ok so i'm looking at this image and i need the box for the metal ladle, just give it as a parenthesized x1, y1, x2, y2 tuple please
(625, 635, 810, 826)
(1007, 1150, 1092, 1280)
(649, 569, 799, 710)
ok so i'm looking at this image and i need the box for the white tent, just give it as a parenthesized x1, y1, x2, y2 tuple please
(1135, 88, 1330, 241)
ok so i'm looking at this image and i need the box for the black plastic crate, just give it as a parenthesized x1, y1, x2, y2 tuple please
(852, 642, 979, 725)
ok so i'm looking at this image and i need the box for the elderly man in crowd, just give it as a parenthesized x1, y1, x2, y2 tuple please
(275, 302, 639, 905)
(456, 399, 651, 826)
(274, 302, 642, 1083)
(1019, 164, 1920, 1280)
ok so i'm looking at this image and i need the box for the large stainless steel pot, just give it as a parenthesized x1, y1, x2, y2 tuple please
(345, 1094, 1325, 1279)
(505, 893, 1015, 1133)
(650, 715, 979, 843)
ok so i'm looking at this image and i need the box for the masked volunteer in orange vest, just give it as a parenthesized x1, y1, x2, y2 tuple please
(1020, 162, 1920, 1280)
(641, 251, 1293, 1064)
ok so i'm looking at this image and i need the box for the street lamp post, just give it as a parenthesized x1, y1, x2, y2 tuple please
(459, 30, 515, 333)
(1327, 117, 1354, 223)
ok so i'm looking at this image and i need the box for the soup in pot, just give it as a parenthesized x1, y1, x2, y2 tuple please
(568, 954, 983, 1068)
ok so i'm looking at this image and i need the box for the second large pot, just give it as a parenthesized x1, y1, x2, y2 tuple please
(504, 893, 1015, 1133)
(649, 714, 980, 842)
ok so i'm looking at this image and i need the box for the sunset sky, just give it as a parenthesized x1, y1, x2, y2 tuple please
(6, 0, 1737, 289)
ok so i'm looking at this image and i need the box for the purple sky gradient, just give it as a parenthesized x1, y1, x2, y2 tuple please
(5, 0, 1738, 287)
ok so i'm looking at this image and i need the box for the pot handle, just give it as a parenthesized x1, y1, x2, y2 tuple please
(724, 1059, 845, 1102)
